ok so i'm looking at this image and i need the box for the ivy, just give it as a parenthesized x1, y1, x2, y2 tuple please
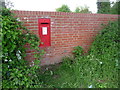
(2, 8, 44, 88)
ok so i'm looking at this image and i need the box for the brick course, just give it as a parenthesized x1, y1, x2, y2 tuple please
(13, 10, 118, 65)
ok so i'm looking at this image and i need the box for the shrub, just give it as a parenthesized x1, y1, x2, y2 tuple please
(88, 20, 119, 88)
(1, 8, 44, 88)
(72, 46, 83, 57)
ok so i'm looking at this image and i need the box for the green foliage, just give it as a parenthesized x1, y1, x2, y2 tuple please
(75, 6, 92, 13)
(97, 0, 110, 14)
(110, 1, 120, 14)
(75, 7, 80, 13)
(97, 0, 120, 14)
(56, 4, 91, 13)
(40, 20, 119, 88)
(56, 4, 71, 12)
(2, 8, 44, 88)
(89, 20, 119, 56)
(72, 46, 83, 57)
(88, 20, 119, 88)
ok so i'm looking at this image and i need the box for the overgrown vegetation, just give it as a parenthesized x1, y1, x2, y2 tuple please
(1, 8, 44, 88)
(74, 6, 92, 13)
(56, 1, 120, 14)
(110, 1, 120, 14)
(1, 1, 119, 88)
(56, 4, 92, 13)
(97, 0, 111, 14)
(97, 0, 120, 14)
(56, 4, 71, 12)
(39, 20, 119, 88)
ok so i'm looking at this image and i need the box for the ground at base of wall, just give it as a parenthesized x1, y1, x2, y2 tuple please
(40, 62, 62, 74)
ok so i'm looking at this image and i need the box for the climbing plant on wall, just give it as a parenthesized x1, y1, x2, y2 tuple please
(2, 8, 44, 88)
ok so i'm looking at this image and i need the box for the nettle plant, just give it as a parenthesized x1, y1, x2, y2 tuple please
(2, 8, 44, 88)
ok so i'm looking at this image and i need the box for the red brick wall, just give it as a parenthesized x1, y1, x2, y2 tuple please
(13, 10, 118, 65)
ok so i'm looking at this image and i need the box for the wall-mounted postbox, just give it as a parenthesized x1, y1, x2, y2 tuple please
(38, 18, 51, 47)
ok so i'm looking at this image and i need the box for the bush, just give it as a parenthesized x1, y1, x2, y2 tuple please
(88, 20, 119, 88)
(1, 8, 44, 88)
(72, 46, 83, 57)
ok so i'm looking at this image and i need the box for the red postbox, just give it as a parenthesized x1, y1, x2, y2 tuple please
(38, 18, 51, 47)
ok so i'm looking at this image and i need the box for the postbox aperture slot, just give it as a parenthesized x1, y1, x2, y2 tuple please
(41, 23, 49, 24)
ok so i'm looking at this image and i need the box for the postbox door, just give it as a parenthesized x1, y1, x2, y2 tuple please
(38, 19, 51, 47)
